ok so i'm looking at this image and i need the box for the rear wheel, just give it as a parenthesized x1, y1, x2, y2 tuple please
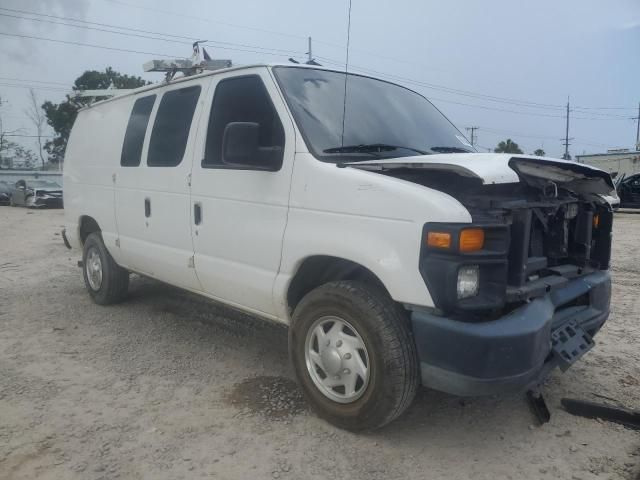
(289, 281, 419, 431)
(82, 232, 129, 305)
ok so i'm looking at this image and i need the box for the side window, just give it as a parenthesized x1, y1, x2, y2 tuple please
(148, 85, 201, 167)
(121, 95, 155, 167)
(203, 75, 285, 170)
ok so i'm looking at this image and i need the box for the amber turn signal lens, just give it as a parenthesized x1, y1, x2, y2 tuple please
(459, 228, 485, 252)
(593, 214, 600, 229)
(427, 231, 452, 249)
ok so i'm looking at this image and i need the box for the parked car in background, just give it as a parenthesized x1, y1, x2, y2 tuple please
(9, 179, 63, 208)
(615, 172, 640, 208)
(0, 181, 11, 205)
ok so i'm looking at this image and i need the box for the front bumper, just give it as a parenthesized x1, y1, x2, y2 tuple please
(29, 196, 63, 208)
(411, 270, 611, 396)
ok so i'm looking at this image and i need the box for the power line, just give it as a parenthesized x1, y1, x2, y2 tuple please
(573, 105, 637, 111)
(318, 56, 636, 117)
(3, 6, 634, 116)
(459, 124, 623, 149)
(0, 76, 70, 87)
(3, 133, 54, 138)
(477, 127, 558, 141)
(317, 56, 568, 110)
(427, 96, 568, 118)
(0, 31, 183, 58)
(0, 82, 69, 93)
(110, 0, 481, 73)
(0, 10, 305, 57)
(103, 0, 308, 41)
(427, 95, 631, 121)
(0, 29, 624, 124)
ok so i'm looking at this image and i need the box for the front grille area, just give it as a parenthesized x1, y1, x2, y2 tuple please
(505, 202, 612, 302)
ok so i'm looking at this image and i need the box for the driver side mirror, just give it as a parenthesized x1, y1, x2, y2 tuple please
(222, 122, 260, 168)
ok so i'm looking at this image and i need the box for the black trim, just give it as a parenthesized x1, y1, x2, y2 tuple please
(411, 270, 610, 396)
(201, 74, 285, 172)
(147, 85, 202, 168)
(420, 222, 510, 314)
(120, 94, 156, 167)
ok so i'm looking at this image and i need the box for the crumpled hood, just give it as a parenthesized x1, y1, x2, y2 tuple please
(345, 153, 616, 200)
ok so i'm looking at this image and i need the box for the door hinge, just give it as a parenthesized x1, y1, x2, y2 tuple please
(187, 173, 192, 187)
(112, 173, 116, 183)
(188, 255, 195, 268)
(115, 238, 120, 247)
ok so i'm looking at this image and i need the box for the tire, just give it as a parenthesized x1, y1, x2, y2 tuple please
(82, 232, 129, 305)
(289, 281, 419, 431)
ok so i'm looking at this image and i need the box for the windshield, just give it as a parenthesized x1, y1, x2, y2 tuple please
(273, 66, 474, 161)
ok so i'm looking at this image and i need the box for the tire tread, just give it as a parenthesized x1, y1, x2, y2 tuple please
(290, 280, 419, 430)
(83, 233, 129, 305)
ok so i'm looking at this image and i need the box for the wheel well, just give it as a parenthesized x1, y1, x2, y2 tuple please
(287, 256, 389, 314)
(79, 216, 101, 245)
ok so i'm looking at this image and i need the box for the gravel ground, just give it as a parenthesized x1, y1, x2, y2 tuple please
(0, 207, 638, 480)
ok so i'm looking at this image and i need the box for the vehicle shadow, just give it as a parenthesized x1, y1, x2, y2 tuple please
(123, 274, 290, 360)
(122, 275, 546, 438)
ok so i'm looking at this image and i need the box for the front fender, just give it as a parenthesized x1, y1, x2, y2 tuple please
(274, 210, 433, 320)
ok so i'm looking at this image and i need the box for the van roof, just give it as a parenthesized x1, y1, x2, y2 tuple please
(78, 63, 341, 110)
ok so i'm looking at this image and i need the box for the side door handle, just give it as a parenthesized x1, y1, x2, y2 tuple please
(144, 197, 151, 218)
(194, 202, 202, 225)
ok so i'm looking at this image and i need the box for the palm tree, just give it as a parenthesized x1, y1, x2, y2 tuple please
(494, 139, 523, 154)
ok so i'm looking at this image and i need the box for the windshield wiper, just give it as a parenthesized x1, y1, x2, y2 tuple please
(429, 146, 474, 154)
(323, 143, 429, 156)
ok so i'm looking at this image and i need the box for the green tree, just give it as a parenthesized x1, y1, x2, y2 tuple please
(533, 148, 546, 157)
(42, 67, 149, 166)
(494, 139, 523, 154)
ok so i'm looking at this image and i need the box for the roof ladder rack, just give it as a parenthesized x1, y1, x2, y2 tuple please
(143, 41, 232, 82)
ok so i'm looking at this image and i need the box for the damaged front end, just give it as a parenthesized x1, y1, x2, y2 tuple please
(420, 158, 613, 314)
(348, 154, 615, 396)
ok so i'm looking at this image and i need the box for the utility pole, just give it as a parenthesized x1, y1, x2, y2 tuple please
(636, 102, 640, 151)
(465, 126, 478, 147)
(307, 37, 313, 64)
(562, 97, 572, 160)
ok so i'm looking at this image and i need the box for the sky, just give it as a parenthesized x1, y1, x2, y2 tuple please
(0, 0, 639, 160)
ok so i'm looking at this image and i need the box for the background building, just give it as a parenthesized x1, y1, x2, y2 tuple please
(576, 148, 640, 179)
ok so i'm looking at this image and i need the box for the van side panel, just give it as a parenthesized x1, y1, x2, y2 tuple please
(64, 100, 132, 259)
(189, 68, 295, 318)
(273, 152, 472, 320)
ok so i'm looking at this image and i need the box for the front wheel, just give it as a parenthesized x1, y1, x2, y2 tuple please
(82, 232, 129, 305)
(289, 281, 419, 431)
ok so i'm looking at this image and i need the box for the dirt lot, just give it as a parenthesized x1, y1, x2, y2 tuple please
(0, 207, 638, 480)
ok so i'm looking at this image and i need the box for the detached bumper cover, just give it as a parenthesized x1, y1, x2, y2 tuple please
(412, 270, 610, 396)
(32, 196, 63, 208)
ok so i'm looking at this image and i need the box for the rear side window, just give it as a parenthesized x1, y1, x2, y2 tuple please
(148, 85, 201, 167)
(203, 75, 284, 169)
(121, 95, 155, 167)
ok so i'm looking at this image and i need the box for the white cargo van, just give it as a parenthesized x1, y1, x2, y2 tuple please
(63, 64, 616, 430)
